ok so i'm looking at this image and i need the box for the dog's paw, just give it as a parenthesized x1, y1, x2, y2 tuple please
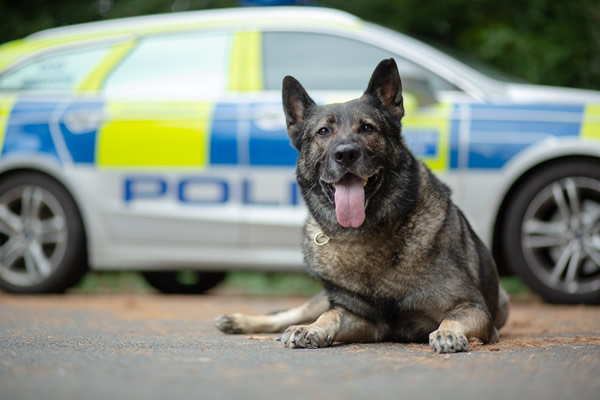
(279, 325, 333, 349)
(429, 328, 469, 353)
(215, 314, 246, 334)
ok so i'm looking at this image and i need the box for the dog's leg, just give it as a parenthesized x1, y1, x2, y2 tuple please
(429, 303, 496, 353)
(280, 307, 386, 348)
(215, 291, 329, 334)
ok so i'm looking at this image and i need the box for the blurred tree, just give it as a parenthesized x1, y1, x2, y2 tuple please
(0, 1, 99, 43)
(0, 0, 598, 89)
(320, 0, 600, 89)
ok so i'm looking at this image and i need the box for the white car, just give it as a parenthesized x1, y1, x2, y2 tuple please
(0, 7, 599, 303)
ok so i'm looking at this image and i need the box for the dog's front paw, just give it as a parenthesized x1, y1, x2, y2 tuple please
(215, 314, 246, 334)
(279, 325, 333, 349)
(429, 328, 469, 353)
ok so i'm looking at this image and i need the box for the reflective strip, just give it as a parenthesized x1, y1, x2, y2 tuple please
(76, 40, 136, 93)
(581, 104, 600, 140)
(229, 31, 263, 92)
(0, 95, 16, 155)
(0, 40, 27, 71)
(402, 101, 451, 172)
(97, 101, 214, 167)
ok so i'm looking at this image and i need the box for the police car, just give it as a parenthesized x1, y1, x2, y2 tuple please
(0, 7, 599, 303)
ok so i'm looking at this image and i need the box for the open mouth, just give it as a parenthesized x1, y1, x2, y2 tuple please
(320, 169, 383, 228)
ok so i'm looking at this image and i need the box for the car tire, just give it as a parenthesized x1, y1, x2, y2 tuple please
(501, 159, 600, 304)
(0, 171, 88, 293)
(142, 271, 226, 294)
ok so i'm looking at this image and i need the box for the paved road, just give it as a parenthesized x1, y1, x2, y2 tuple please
(1, 292, 599, 400)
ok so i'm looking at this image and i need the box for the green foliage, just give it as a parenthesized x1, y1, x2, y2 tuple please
(71, 271, 529, 301)
(0, 0, 597, 89)
(320, 0, 600, 89)
(223, 271, 322, 297)
(71, 270, 323, 296)
(70, 271, 152, 294)
(499, 276, 531, 296)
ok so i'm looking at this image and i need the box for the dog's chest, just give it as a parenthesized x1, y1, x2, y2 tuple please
(306, 233, 420, 299)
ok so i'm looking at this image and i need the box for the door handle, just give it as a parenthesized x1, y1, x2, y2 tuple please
(62, 109, 106, 134)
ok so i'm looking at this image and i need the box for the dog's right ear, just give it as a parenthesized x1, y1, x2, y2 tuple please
(282, 76, 315, 150)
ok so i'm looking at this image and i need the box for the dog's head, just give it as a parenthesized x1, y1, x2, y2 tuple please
(282, 58, 419, 232)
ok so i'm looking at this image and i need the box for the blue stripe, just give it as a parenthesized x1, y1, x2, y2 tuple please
(470, 120, 581, 137)
(248, 103, 297, 167)
(5, 99, 586, 172)
(470, 103, 584, 113)
(2, 100, 61, 161)
(467, 104, 583, 168)
(210, 103, 238, 165)
(248, 127, 297, 166)
(449, 104, 461, 169)
(403, 129, 439, 157)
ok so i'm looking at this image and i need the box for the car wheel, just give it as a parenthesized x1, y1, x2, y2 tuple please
(142, 271, 226, 294)
(0, 172, 87, 293)
(502, 160, 600, 304)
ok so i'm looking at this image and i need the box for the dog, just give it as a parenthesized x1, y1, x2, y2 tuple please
(215, 58, 509, 353)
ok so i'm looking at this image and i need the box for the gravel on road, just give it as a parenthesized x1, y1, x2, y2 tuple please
(1, 292, 599, 400)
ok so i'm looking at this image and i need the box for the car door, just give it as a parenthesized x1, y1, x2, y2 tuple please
(90, 31, 244, 253)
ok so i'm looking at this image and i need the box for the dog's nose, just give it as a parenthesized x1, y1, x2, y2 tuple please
(333, 143, 360, 166)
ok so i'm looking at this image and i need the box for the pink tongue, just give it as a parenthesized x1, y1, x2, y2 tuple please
(334, 175, 366, 228)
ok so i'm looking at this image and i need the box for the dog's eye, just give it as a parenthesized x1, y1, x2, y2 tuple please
(361, 123, 374, 133)
(317, 127, 330, 136)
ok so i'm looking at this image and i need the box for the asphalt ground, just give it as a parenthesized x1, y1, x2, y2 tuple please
(1, 291, 599, 400)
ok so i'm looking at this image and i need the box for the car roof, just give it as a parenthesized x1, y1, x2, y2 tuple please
(0, 6, 505, 99)
(0, 7, 365, 73)
(28, 6, 363, 40)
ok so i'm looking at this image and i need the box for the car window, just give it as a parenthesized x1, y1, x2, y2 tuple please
(262, 32, 456, 96)
(0, 45, 112, 91)
(103, 32, 231, 98)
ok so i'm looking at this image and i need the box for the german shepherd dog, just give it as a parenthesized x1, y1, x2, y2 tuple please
(215, 59, 509, 353)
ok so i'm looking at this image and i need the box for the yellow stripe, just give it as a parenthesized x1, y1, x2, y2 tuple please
(229, 31, 263, 92)
(76, 40, 136, 93)
(0, 95, 16, 157)
(402, 100, 451, 172)
(581, 104, 600, 140)
(97, 101, 214, 167)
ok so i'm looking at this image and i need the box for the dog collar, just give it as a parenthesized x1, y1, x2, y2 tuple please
(313, 230, 330, 246)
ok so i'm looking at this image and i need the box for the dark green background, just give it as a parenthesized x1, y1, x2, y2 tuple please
(1, 0, 598, 90)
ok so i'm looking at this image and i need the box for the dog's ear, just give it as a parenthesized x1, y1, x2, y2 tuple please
(282, 76, 316, 150)
(364, 58, 404, 119)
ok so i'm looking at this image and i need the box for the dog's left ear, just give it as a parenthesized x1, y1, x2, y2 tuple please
(364, 58, 404, 119)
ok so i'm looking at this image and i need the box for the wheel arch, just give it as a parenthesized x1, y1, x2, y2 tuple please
(490, 141, 600, 275)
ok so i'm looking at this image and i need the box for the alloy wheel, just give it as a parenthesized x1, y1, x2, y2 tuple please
(521, 177, 600, 296)
(0, 185, 69, 287)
